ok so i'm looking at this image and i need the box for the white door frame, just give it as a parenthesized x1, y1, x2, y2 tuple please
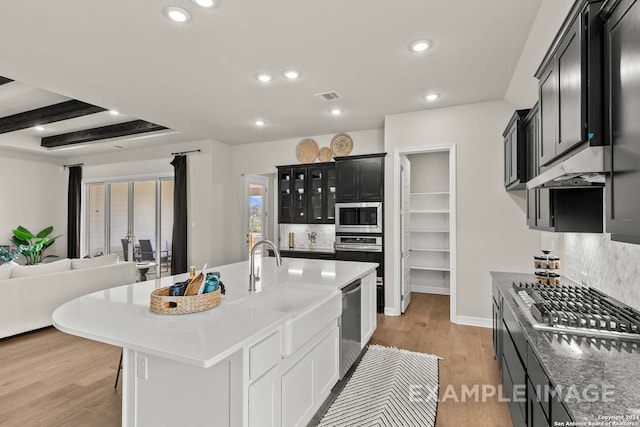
(244, 174, 269, 260)
(392, 145, 457, 323)
(400, 154, 411, 313)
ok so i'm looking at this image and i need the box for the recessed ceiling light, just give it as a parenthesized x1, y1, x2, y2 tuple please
(330, 108, 343, 116)
(34, 125, 45, 131)
(283, 69, 301, 80)
(424, 93, 440, 102)
(109, 110, 120, 116)
(192, 0, 217, 7)
(410, 40, 431, 52)
(165, 7, 191, 23)
(254, 119, 266, 127)
(256, 73, 274, 83)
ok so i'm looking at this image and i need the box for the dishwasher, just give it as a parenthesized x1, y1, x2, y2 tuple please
(339, 279, 362, 379)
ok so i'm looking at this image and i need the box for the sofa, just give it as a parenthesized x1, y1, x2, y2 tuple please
(0, 254, 137, 339)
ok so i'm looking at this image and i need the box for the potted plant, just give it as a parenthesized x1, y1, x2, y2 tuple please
(11, 226, 61, 265)
(307, 232, 317, 250)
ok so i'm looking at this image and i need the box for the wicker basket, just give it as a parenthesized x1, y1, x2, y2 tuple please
(150, 286, 221, 315)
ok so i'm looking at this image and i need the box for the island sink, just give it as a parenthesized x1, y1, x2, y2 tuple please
(232, 286, 341, 357)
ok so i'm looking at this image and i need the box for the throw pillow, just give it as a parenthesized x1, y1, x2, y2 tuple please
(71, 253, 120, 270)
(10, 258, 72, 278)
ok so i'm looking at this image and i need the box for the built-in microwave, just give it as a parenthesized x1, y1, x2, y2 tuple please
(335, 202, 383, 234)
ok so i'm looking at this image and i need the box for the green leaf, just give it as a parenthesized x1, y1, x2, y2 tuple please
(36, 226, 54, 238)
(12, 229, 33, 242)
(11, 236, 28, 247)
(16, 226, 35, 238)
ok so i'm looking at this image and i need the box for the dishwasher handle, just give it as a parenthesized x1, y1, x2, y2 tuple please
(342, 279, 361, 295)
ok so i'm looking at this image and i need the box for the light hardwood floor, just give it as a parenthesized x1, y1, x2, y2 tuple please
(0, 292, 511, 426)
(0, 328, 121, 426)
(369, 293, 513, 427)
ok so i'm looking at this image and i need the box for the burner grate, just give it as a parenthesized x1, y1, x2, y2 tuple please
(512, 282, 640, 339)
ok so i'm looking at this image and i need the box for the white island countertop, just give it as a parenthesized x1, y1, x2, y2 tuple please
(53, 258, 377, 368)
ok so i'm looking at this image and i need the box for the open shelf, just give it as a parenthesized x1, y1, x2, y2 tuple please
(410, 229, 449, 233)
(410, 265, 450, 272)
(411, 248, 450, 253)
(410, 192, 449, 196)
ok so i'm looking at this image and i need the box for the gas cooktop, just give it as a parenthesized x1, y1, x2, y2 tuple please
(510, 282, 640, 341)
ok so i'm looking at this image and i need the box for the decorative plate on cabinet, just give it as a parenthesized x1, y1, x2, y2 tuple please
(318, 147, 332, 162)
(296, 138, 319, 163)
(330, 133, 353, 156)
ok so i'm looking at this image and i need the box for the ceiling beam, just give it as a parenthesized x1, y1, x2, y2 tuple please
(41, 120, 168, 148)
(0, 100, 106, 134)
(0, 76, 13, 86)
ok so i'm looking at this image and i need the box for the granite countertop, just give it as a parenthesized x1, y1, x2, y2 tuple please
(491, 271, 640, 422)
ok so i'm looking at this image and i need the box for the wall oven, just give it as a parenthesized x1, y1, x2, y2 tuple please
(335, 202, 383, 234)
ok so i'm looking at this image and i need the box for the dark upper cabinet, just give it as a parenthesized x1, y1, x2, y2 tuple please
(292, 167, 307, 223)
(307, 164, 336, 223)
(503, 109, 531, 190)
(603, 0, 640, 243)
(536, 0, 603, 167)
(277, 163, 336, 224)
(278, 168, 294, 223)
(532, 187, 603, 233)
(539, 64, 558, 167)
(524, 102, 603, 233)
(335, 153, 385, 202)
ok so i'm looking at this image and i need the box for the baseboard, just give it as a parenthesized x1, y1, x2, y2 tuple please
(456, 316, 492, 329)
(411, 285, 450, 295)
(384, 307, 400, 316)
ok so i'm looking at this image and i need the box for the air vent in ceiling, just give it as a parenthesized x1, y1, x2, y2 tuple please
(315, 91, 341, 101)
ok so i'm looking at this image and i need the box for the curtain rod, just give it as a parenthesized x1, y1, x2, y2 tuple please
(63, 163, 84, 168)
(171, 149, 201, 156)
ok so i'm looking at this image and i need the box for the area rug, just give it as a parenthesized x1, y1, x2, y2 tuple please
(317, 345, 441, 427)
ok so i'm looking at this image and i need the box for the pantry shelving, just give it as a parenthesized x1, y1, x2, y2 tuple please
(409, 192, 451, 295)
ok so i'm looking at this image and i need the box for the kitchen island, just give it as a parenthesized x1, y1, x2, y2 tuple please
(53, 257, 378, 427)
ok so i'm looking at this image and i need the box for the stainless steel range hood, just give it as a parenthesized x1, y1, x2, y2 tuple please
(527, 146, 606, 189)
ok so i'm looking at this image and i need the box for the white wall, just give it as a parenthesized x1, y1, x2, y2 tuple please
(228, 129, 384, 262)
(72, 139, 232, 268)
(408, 152, 449, 193)
(504, 0, 574, 108)
(0, 149, 68, 260)
(385, 101, 541, 319)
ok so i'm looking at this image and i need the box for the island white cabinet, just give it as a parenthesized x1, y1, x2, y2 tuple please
(248, 365, 280, 427)
(280, 325, 339, 427)
(361, 271, 377, 348)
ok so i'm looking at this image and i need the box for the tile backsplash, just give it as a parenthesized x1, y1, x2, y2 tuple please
(560, 233, 640, 311)
(278, 224, 335, 250)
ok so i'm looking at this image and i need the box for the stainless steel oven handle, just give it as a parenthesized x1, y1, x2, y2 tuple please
(335, 244, 382, 252)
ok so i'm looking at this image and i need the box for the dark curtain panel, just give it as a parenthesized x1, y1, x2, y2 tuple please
(171, 155, 188, 274)
(67, 166, 82, 259)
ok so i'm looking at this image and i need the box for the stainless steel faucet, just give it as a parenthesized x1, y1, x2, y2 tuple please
(249, 240, 282, 292)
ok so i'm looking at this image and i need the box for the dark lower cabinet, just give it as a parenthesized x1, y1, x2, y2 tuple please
(603, 0, 640, 244)
(493, 285, 574, 427)
(335, 153, 385, 202)
(528, 381, 548, 427)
